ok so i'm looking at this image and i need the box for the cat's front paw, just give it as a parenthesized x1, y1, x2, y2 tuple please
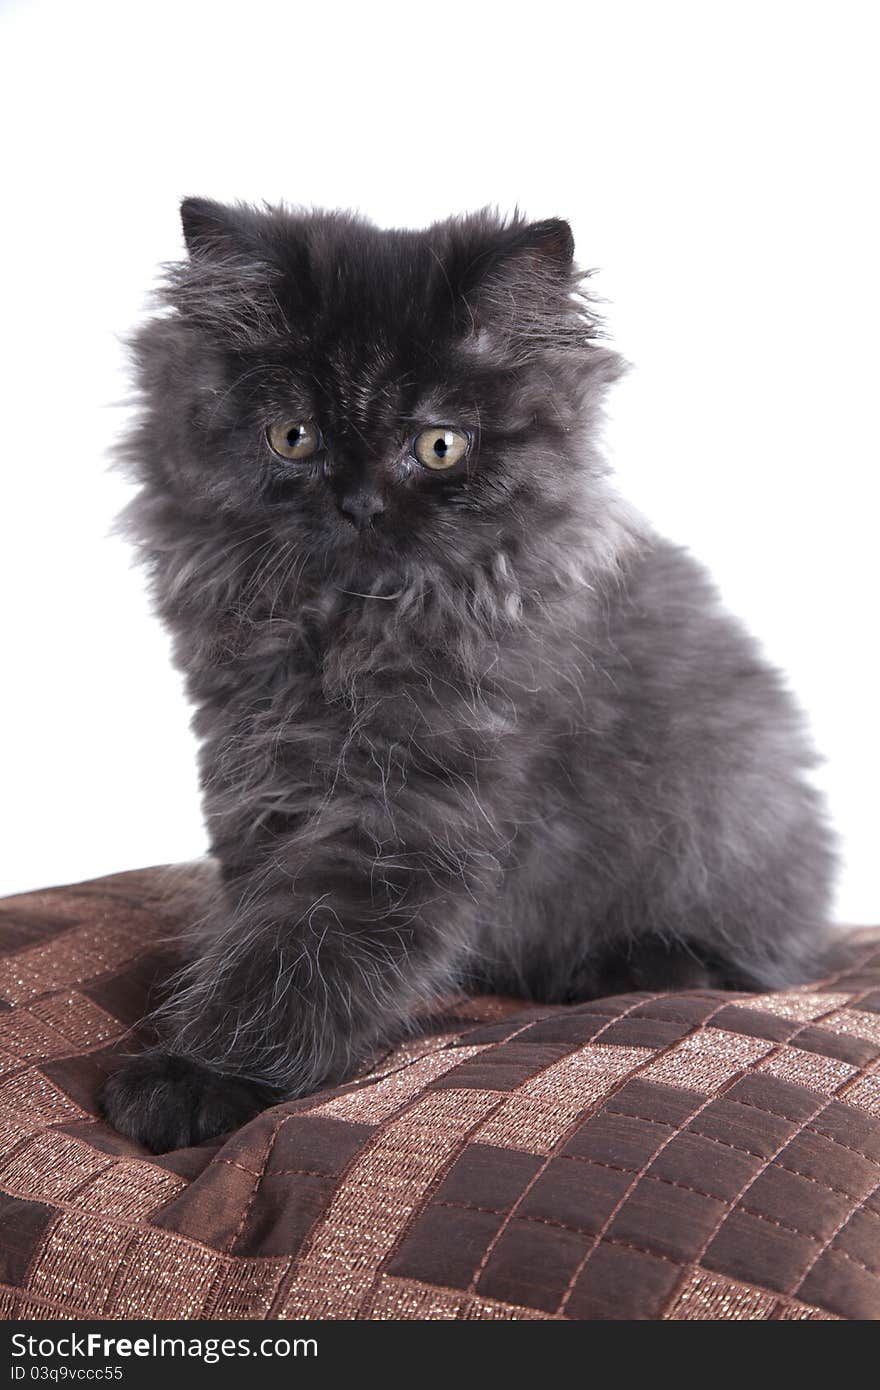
(99, 1052, 271, 1153)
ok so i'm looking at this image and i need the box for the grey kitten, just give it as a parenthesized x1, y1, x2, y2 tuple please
(99, 199, 834, 1152)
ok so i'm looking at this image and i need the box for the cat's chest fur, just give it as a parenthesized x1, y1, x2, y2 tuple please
(188, 576, 533, 861)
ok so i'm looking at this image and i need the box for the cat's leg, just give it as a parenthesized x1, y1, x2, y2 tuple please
(464, 935, 724, 1003)
(469, 819, 831, 1007)
(98, 1052, 276, 1156)
(545, 936, 755, 1003)
(99, 843, 479, 1152)
(472, 925, 821, 1008)
(526, 857, 829, 1005)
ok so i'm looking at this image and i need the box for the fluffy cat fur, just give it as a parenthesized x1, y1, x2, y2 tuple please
(99, 199, 834, 1152)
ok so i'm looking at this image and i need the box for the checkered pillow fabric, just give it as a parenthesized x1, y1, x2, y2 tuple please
(0, 865, 878, 1320)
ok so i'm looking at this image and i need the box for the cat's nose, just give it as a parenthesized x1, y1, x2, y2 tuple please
(339, 489, 386, 530)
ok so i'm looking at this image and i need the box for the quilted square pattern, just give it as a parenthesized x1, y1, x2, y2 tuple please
(0, 865, 877, 1320)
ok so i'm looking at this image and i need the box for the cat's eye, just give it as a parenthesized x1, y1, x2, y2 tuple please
(266, 419, 323, 461)
(412, 426, 471, 471)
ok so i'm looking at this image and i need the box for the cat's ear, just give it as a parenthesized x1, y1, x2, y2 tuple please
(172, 199, 284, 347)
(503, 218, 575, 272)
(180, 197, 261, 260)
(451, 214, 583, 358)
(461, 216, 575, 294)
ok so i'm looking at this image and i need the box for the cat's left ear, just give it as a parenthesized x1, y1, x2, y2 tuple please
(504, 218, 575, 271)
(461, 217, 575, 294)
(451, 215, 583, 358)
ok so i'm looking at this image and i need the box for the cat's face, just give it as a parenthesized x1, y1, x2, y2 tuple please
(130, 201, 619, 588)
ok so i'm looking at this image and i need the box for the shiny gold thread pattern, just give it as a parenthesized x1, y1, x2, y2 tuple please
(818, 1007, 880, 1046)
(642, 1028, 774, 1093)
(208, 1259, 291, 1321)
(476, 1044, 651, 1155)
(369, 1274, 551, 1320)
(841, 1074, 880, 1117)
(278, 1087, 504, 1319)
(0, 1067, 84, 1124)
(0, 916, 148, 1004)
(0, 1130, 112, 1205)
(668, 1268, 778, 1320)
(735, 991, 850, 1023)
(757, 1047, 857, 1095)
(29, 990, 123, 1049)
(310, 1045, 488, 1124)
(74, 1162, 188, 1220)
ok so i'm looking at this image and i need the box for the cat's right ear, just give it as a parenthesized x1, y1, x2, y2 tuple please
(172, 199, 284, 347)
(180, 197, 256, 259)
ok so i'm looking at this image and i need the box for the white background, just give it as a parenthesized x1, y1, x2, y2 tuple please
(1, 0, 877, 919)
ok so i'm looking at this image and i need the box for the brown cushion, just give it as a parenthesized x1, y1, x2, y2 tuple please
(0, 865, 878, 1321)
